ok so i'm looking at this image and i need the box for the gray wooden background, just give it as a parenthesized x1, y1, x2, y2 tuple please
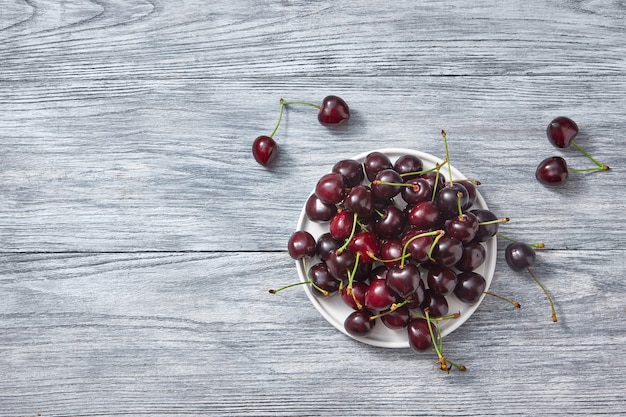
(1, 1, 625, 416)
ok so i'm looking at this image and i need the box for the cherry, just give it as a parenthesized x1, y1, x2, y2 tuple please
(315, 232, 342, 261)
(431, 236, 463, 267)
(407, 318, 435, 352)
(435, 183, 469, 219)
(287, 230, 316, 259)
(332, 159, 364, 188)
(308, 262, 341, 297)
(446, 212, 479, 244)
(535, 156, 569, 186)
(454, 271, 486, 304)
(471, 209, 500, 242)
(318, 95, 350, 126)
(305, 194, 337, 222)
(426, 265, 457, 296)
(394, 154, 424, 180)
(325, 249, 356, 281)
(406, 201, 440, 230)
(546, 116, 609, 170)
(329, 210, 354, 241)
(379, 239, 404, 267)
(373, 205, 406, 239)
(455, 241, 486, 272)
(252, 135, 278, 166)
(505, 242, 557, 322)
(505, 242, 536, 271)
(401, 229, 435, 263)
(343, 185, 374, 219)
(421, 289, 449, 318)
(401, 177, 432, 205)
(348, 231, 380, 264)
(386, 263, 422, 298)
(371, 169, 404, 200)
(315, 173, 346, 205)
(380, 305, 410, 330)
(344, 309, 375, 337)
(363, 152, 393, 181)
(364, 278, 397, 311)
(341, 281, 368, 310)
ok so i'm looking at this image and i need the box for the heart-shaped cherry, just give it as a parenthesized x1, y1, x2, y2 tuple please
(535, 156, 569, 186)
(252, 135, 278, 166)
(318, 95, 350, 126)
(386, 263, 422, 298)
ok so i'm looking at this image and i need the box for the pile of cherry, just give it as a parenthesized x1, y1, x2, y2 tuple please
(256, 96, 611, 372)
(281, 143, 506, 372)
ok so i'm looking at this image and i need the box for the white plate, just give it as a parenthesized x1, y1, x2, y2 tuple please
(295, 148, 496, 348)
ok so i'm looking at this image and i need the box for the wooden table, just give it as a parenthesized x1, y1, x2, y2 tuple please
(1, 1, 625, 415)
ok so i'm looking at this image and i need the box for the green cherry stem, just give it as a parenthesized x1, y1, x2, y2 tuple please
(571, 140, 610, 170)
(568, 165, 610, 173)
(268, 257, 329, 296)
(280, 100, 322, 110)
(527, 267, 558, 323)
(347, 252, 362, 309)
(336, 211, 360, 254)
(484, 291, 521, 308)
(497, 233, 545, 249)
(268, 98, 287, 138)
(441, 130, 454, 187)
(368, 299, 411, 321)
(400, 230, 444, 267)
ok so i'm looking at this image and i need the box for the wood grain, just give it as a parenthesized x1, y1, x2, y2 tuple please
(1, 0, 625, 415)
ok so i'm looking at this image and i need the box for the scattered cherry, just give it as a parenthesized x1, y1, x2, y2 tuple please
(547, 116, 609, 170)
(252, 135, 278, 166)
(317, 95, 350, 126)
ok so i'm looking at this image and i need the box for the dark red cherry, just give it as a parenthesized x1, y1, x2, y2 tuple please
(454, 271, 486, 304)
(406, 201, 440, 230)
(341, 281, 368, 310)
(401, 177, 432, 205)
(308, 262, 341, 297)
(348, 231, 380, 264)
(252, 135, 278, 166)
(305, 194, 337, 222)
(329, 210, 354, 241)
(325, 249, 356, 281)
(455, 241, 486, 272)
(471, 209, 499, 242)
(446, 212, 479, 244)
(547, 116, 578, 148)
(420, 289, 449, 318)
(371, 169, 403, 200)
(386, 263, 422, 298)
(332, 159, 364, 188)
(426, 265, 457, 296)
(344, 185, 374, 219)
(318, 95, 350, 126)
(379, 239, 404, 268)
(401, 229, 434, 263)
(505, 242, 536, 271)
(393, 154, 424, 180)
(536, 156, 568, 186)
(364, 152, 393, 181)
(431, 236, 463, 267)
(374, 205, 406, 239)
(287, 230, 316, 259)
(435, 183, 469, 219)
(407, 318, 436, 352)
(315, 173, 346, 205)
(344, 309, 375, 337)
(364, 278, 396, 311)
(380, 306, 410, 330)
(315, 232, 342, 261)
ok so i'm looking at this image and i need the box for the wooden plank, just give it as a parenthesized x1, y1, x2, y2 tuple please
(1, 76, 624, 252)
(0, 0, 625, 80)
(0, 250, 624, 415)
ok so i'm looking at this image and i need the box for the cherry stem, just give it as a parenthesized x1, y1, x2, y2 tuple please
(441, 130, 454, 187)
(413, 312, 461, 321)
(336, 212, 360, 254)
(268, 257, 328, 296)
(280, 100, 322, 110)
(478, 217, 510, 226)
(497, 233, 545, 249)
(424, 308, 466, 372)
(400, 230, 444, 267)
(369, 299, 410, 321)
(571, 140, 610, 170)
(484, 291, 521, 308)
(430, 159, 448, 202)
(456, 191, 464, 219)
(347, 252, 362, 309)
(568, 166, 610, 173)
(527, 267, 558, 323)
(269, 99, 287, 138)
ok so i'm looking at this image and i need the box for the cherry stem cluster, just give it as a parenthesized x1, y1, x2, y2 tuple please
(424, 308, 466, 373)
(269, 98, 322, 139)
(571, 140, 610, 171)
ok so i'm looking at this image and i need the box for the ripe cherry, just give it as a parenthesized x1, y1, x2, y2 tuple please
(547, 116, 579, 149)
(287, 230, 316, 259)
(407, 318, 435, 352)
(364, 278, 397, 311)
(344, 309, 376, 337)
(315, 173, 346, 205)
(252, 135, 278, 166)
(536, 156, 569, 186)
(386, 263, 422, 298)
(318, 95, 350, 126)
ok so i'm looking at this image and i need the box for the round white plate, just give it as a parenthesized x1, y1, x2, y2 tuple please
(295, 148, 496, 348)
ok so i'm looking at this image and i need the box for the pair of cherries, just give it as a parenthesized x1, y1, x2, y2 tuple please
(536, 117, 610, 186)
(252, 96, 350, 166)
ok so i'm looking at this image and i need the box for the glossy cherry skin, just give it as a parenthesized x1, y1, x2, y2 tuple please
(287, 230, 316, 259)
(455, 241, 486, 272)
(421, 289, 449, 318)
(505, 242, 536, 271)
(435, 183, 469, 219)
(364, 152, 393, 181)
(426, 265, 457, 296)
(401, 177, 432, 205)
(547, 116, 578, 148)
(371, 169, 403, 200)
(379, 239, 404, 268)
(536, 156, 569, 186)
(364, 278, 397, 311)
(348, 231, 380, 264)
(471, 209, 499, 242)
(308, 262, 341, 297)
(454, 271, 486, 304)
(407, 318, 436, 352)
(446, 212, 479, 244)
(431, 236, 463, 267)
(315, 232, 342, 261)
(305, 194, 337, 222)
(393, 154, 424, 180)
(318, 95, 350, 126)
(374, 205, 406, 239)
(315, 173, 346, 205)
(401, 229, 434, 263)
(325, 249, 356, 281)
(344, 185, 374, 219)
(329, 210, 354, 241)
(341, 281, 368, 310)
(252, 135, 278, 166)
(386, 263, 422, 298)
(332, 159, 364, 188)
(344, 309, 375, 337)
(406, 201, 440, 230)
(381, 305, 410, 330)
